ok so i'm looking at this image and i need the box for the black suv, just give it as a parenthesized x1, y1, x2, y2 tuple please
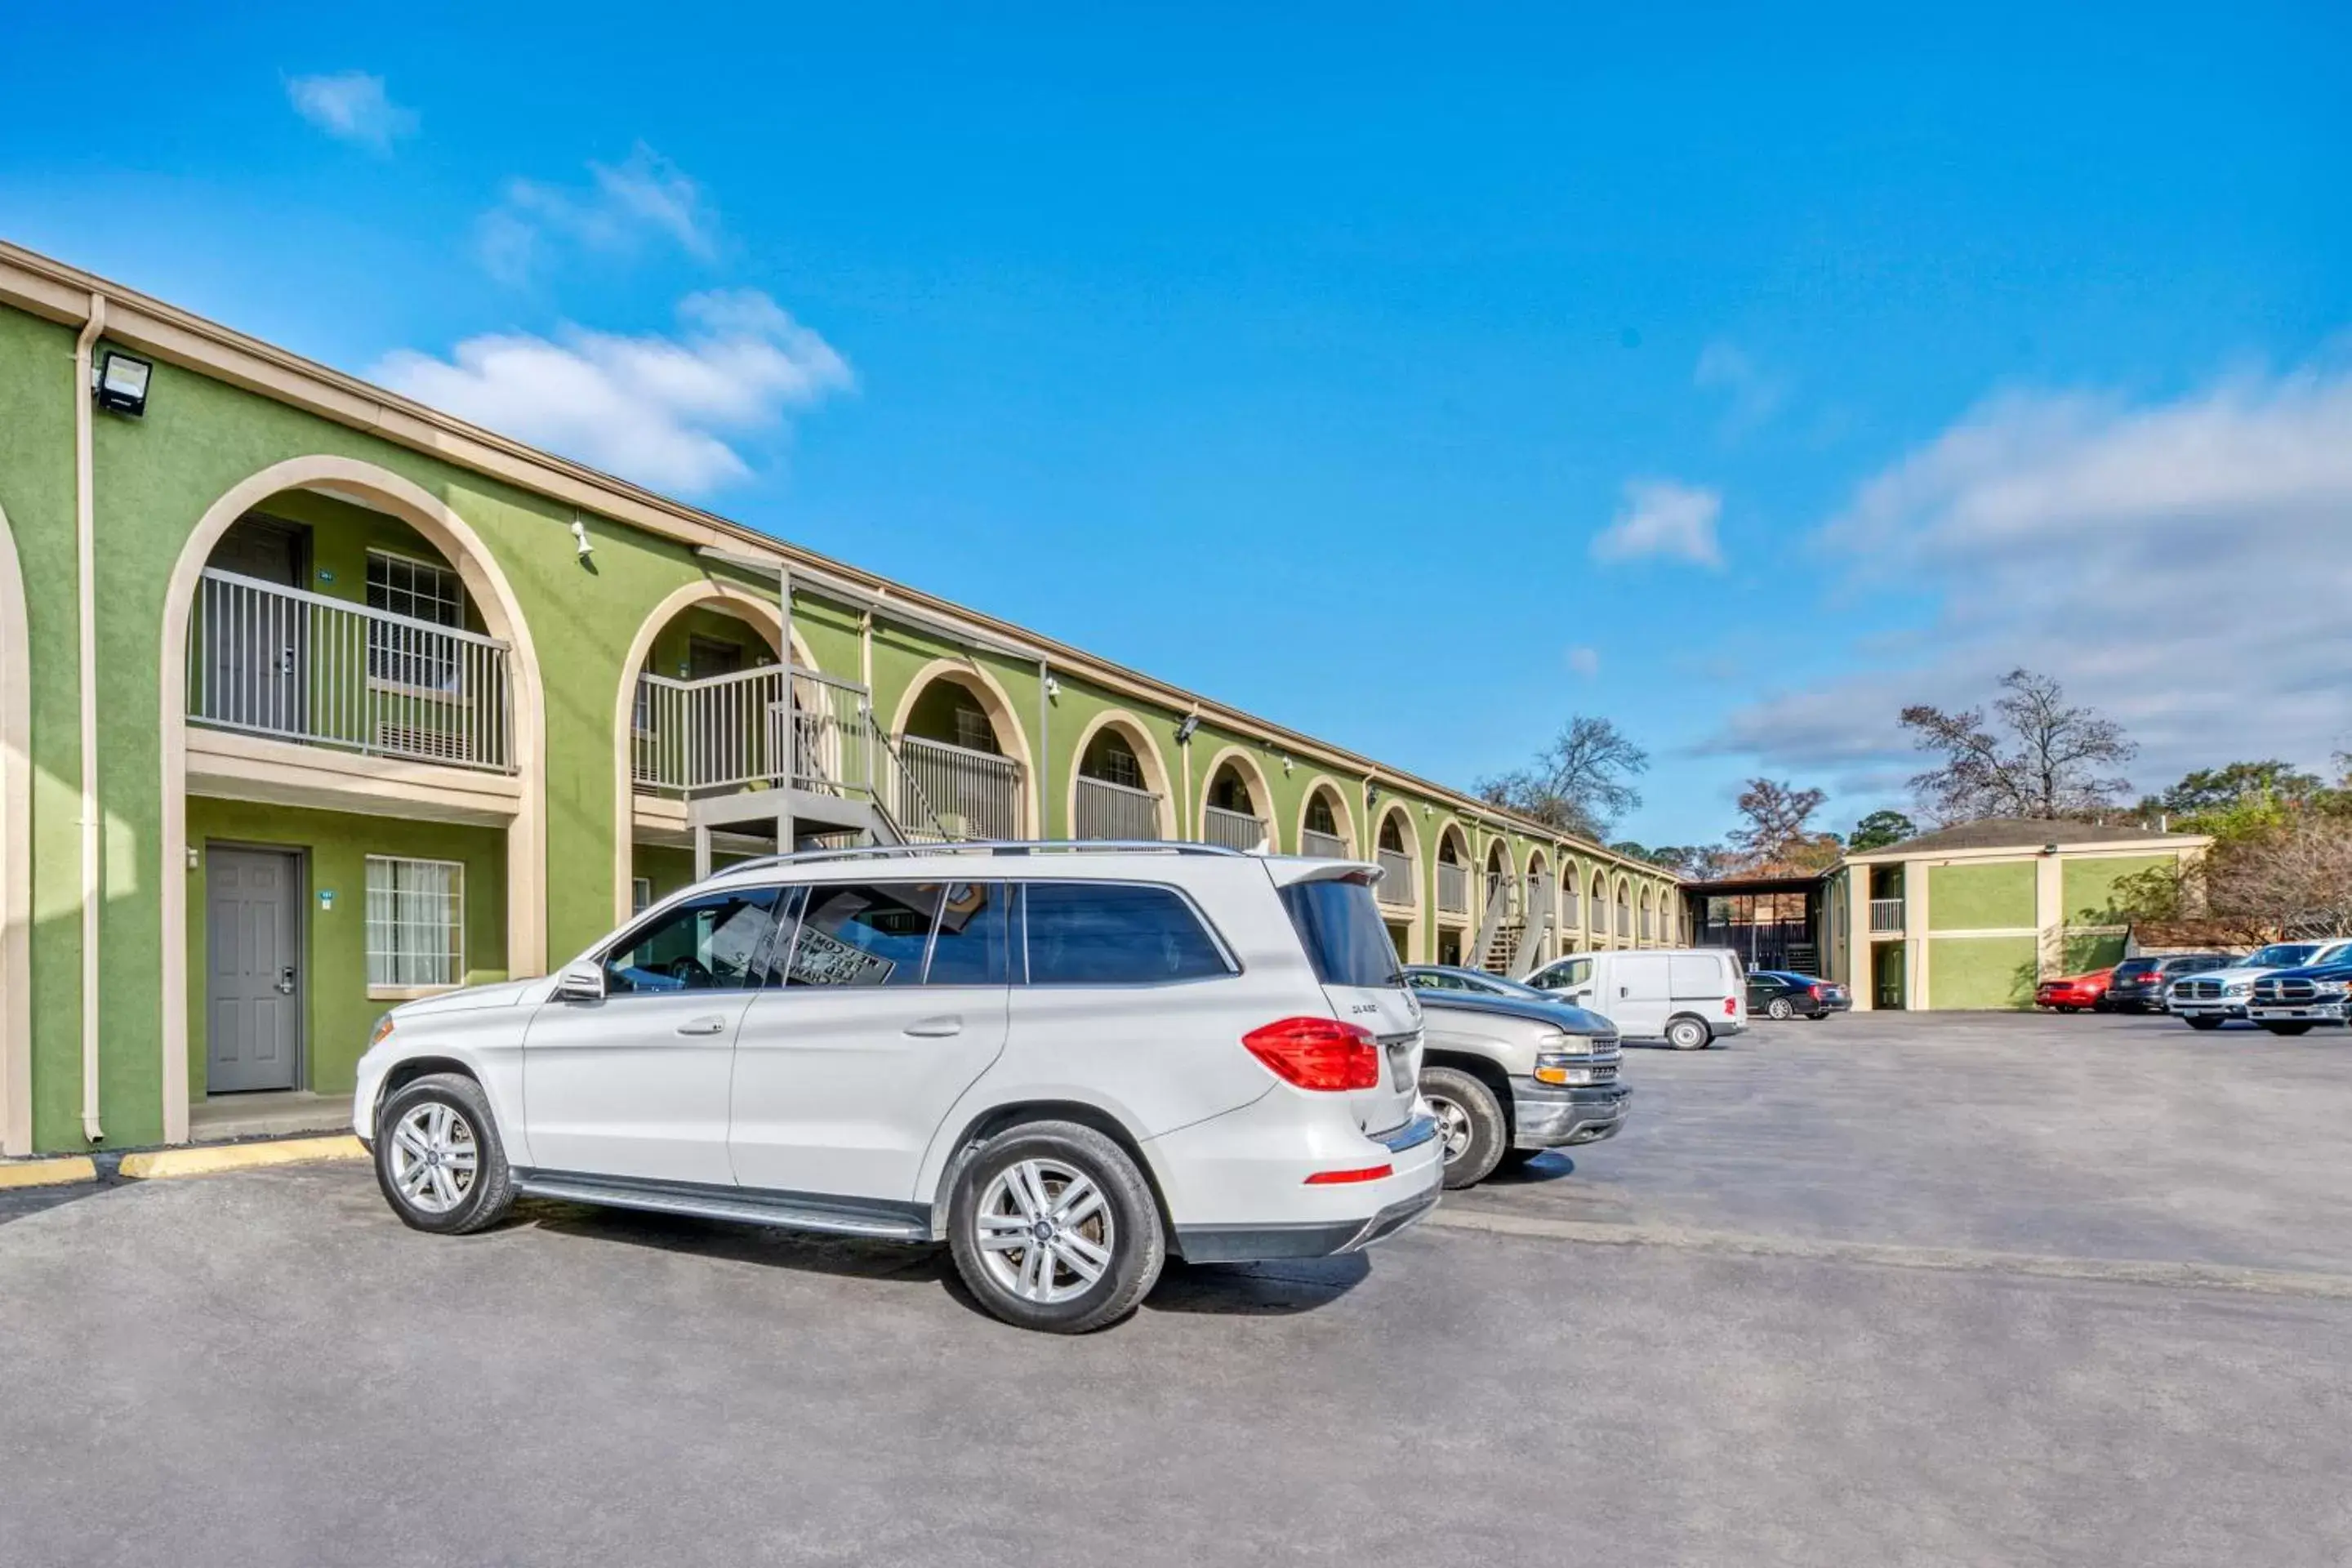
(2105, 953, 2234, 1013)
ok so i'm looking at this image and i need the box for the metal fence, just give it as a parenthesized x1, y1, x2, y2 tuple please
(633, 664, 874, 800)
(892, 734, 1025, 840)
(1437, 861, 1468, 914)
(188, 568, 512, 772)
(1301, 828, 1351, 859)
(1075, 774, 1163, 840)
(1202, 805, 1267, 851)
(1869, 898, 1905, 933)
(1377, 849, 1416, 906)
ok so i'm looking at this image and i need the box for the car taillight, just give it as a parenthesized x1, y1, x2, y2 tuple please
(1303, 1163, 1393, 1185)
(1242, 1017, 1381, 1091)
(1807, 983, 1824, 999)
(1724, 996, 1739, 1016)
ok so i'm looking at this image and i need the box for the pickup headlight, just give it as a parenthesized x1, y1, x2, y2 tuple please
(2316, 980, 2352, 997)
(1539, 1029, 1599, 1057)
(2225, 981, 2252, 996)
(1534, 1050, 1611, 1086)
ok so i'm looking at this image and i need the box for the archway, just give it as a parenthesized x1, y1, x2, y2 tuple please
(160, 455, 548, 1143)
(1373, 802, 1422, 959)
(609, 579, 817, 924)
(1616, 877, 1633, 947)
(1592, 871, 1610, 942)
(889, 659, 1038, 839)
(0, 501, 29, 1155)
(1198, 746, 1275, 849)
(1067, 708, 1174, 840)
(1523, 848, 1553, 965)
(1297, 780, 1356, 858)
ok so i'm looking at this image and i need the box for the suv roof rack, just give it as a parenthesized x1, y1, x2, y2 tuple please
(715, 839, 1252, 878)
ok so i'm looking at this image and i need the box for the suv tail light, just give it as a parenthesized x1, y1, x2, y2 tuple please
(1242, 1017, 1381, 1091)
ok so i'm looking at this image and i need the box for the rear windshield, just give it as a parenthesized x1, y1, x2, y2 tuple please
(1280, 877, 1404, 989)
(2112, 959, 2159, 978)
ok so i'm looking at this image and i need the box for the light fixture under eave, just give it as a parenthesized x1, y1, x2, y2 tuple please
(571, 518, 595, 559)
(93, 348, 152, 416)
(1174, 715, 1200, 745)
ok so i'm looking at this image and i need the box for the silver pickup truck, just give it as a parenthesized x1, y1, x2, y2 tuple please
(1404, 966, 1630, 1188)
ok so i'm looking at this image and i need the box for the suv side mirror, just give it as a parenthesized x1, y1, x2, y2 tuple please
(554, 961, 606, 1002)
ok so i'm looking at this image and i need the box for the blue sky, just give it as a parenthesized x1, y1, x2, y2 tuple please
(5, 2, 2348, 845)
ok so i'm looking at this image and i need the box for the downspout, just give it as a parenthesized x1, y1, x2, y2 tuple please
(1036, 660, 1051, 839)
(73, 292, 105, 1144)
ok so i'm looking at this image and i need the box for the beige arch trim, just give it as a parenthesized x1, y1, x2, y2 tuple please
(161, 455, 549, 1143)
(0, 501, 29, 1155)
(1196, 744, 1276, 846)
(888, 657, 1040, 838)
(1293, 777, 1357, 856)
(1434, 819, 1471, 865)
(1370, 800, 1423, 957)
(608, 579, 817, 925)
(1063, 707, 1175, 840)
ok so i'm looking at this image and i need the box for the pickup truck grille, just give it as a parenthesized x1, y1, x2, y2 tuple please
(2175, 978, 2224, 1001)
(2254, 978, 2317, 1004)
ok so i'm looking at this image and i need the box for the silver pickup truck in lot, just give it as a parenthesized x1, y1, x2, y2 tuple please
(1403, 966, 1630, 1187)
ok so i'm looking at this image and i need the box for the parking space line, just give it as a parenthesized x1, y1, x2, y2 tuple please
(1426, 1208, 2352, 1301)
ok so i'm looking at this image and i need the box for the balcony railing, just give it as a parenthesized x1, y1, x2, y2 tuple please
(1377, 849, 1415, 906)
(188, 568, 513, 773)
(1075, 774, 1163, 840)
(1437, 861, 1469, 915)
(1869, 898, 1905, 934)
(1300, 828, 1351, 860)
(633, 664, 874, 800)
(1202, 805, 1267, 851)
(892, 734, 1025, 841)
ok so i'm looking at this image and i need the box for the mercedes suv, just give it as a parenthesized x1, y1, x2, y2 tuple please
(352, 843, 1441, 1333)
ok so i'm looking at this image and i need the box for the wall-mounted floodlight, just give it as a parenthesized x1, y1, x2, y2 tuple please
(1367, 782, 1383, 805)
(1281, 755, 1294, 775)
(571, 518, 595, 559)
(1174, 715, 1200, 745)
(1043, 675, 1061, 699)
(93, 348, 153, 416)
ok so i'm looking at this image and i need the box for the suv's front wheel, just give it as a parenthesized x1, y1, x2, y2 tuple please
(948, 1121, 1165, 1333)
(373, 1072, 515, 1235)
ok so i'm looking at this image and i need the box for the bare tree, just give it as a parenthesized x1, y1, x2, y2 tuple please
(1727, 778, 1842, 873)
(1900, 669, 2136, 824)
(1477, 715, 1649, 840)
(2118, 814, 2352, 942)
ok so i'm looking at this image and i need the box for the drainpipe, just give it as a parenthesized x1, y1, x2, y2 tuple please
(73, 293, 105, 1145)
(1036, 659, 1051, 839)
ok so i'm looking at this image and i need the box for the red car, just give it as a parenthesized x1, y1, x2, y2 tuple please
(2035, 968, 2114, 1013)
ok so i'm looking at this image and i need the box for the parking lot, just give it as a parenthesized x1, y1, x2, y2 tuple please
(4, 1010, 2350, 1567)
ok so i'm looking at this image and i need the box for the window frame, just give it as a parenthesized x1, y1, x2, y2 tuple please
(364, 853, 466, 993)
(1012, 878, 1241, 988)
(597, 882, 792, 997)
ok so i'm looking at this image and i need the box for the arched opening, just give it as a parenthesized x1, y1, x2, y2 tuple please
(1559, 858, 1583, 938)
(1200, 748, 1272, 850)
(1070, 710, 1173, 840)
(1373, 804, 1418, 911)
(162, 456, 546, 1144)
(1298, 782, 1354, 858)
(1432, 822, 1472, 941)
(0, 501, 29, 1155)
(1522, 849, 1553, 969)
(889, 662, 1033, 840)
(1477, 840, 1517, 973)
(1616, 878, 1633, 946)
(1592, 872, 1610, 942)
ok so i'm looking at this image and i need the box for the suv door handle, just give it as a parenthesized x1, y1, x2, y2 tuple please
(904, 1016, 963, 1039)
(675, 1017, 728, 1036)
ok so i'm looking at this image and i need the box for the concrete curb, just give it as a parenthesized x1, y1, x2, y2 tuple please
(117, 1135, 367, 1182)
(0, 1156, 99, 1191)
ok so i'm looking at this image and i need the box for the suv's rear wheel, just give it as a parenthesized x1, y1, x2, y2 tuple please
(1665, 1015, 1711, 1051)
(1421, 1065, 1507, 1189)
(373, 1072, 514, 1235)
(948, 1121, 1165, 1334)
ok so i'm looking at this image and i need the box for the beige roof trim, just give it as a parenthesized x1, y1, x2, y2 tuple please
(0, 239, 1672, 882)
(1840, 835, 2211, 866)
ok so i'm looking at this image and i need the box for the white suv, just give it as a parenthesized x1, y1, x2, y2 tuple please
(353, 843, 1441, 1333)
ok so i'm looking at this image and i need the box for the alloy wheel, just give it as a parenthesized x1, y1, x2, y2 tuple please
(1428, 1094, 1473, 1161)
(389, 1101, 479, 1216)
(973, 1158, 1116, 1305)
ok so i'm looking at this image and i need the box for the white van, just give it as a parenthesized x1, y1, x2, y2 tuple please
(1522, 948, 1747, 1050)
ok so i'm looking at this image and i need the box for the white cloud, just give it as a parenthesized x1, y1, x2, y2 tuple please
(285, 72, 418, 152)
(477, 144, 718, 284)
(1592, 479, 1726, 569)
(1711, 362, 2352, 797)
(372, 292, 854, 493)
(1566, 646, 1601, 679)
(1694, 340, 1784, 435)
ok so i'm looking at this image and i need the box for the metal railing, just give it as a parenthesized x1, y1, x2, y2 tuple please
(1377, 849, 1415, 906)
(188, 568, 513, 772)
(1075, 774, 1163, 840)
(634, 664, 874, 799)
(892, 734, 1025, 841)
(1437, 861, 1469, 914)
(1301, 828, 1351, 860)
(1202, 805, 1267, 851)
(1869, 898, 1905, 933)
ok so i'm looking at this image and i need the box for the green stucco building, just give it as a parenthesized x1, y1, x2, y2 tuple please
(0, 242, 1683, 1157)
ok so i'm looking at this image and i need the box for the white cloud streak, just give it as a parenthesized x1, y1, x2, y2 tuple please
(477, 144, 718, 284)
(1566, 646, 1601, 679)
(1592, 479, 1726, 569)
(285, 72, 418, 152)
(1694, 340, 1784, 435)
(373, 292, 853, 494)
(1710, 363, 2352, 798)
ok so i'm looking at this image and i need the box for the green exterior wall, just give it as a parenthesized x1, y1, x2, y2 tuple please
(2062, 932, 2128, 971)
(2062, 854, 2170, 928)
(1927, 935, 2038, 1009)
(185, 798, 507, 1098)
(1927, 862, 2036, 931)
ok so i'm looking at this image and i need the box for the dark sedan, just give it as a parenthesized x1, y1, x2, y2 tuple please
(2105, 952, 2235, 1013)
(1745, 970, 1850, 1020)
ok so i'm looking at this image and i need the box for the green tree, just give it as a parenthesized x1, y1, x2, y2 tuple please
(2137, 760, 2322, 828)
(1848, 809, 1916, 852)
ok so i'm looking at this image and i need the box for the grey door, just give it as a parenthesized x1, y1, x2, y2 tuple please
(206, 515, 308, 735)
(207, 848, 302, 1093)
